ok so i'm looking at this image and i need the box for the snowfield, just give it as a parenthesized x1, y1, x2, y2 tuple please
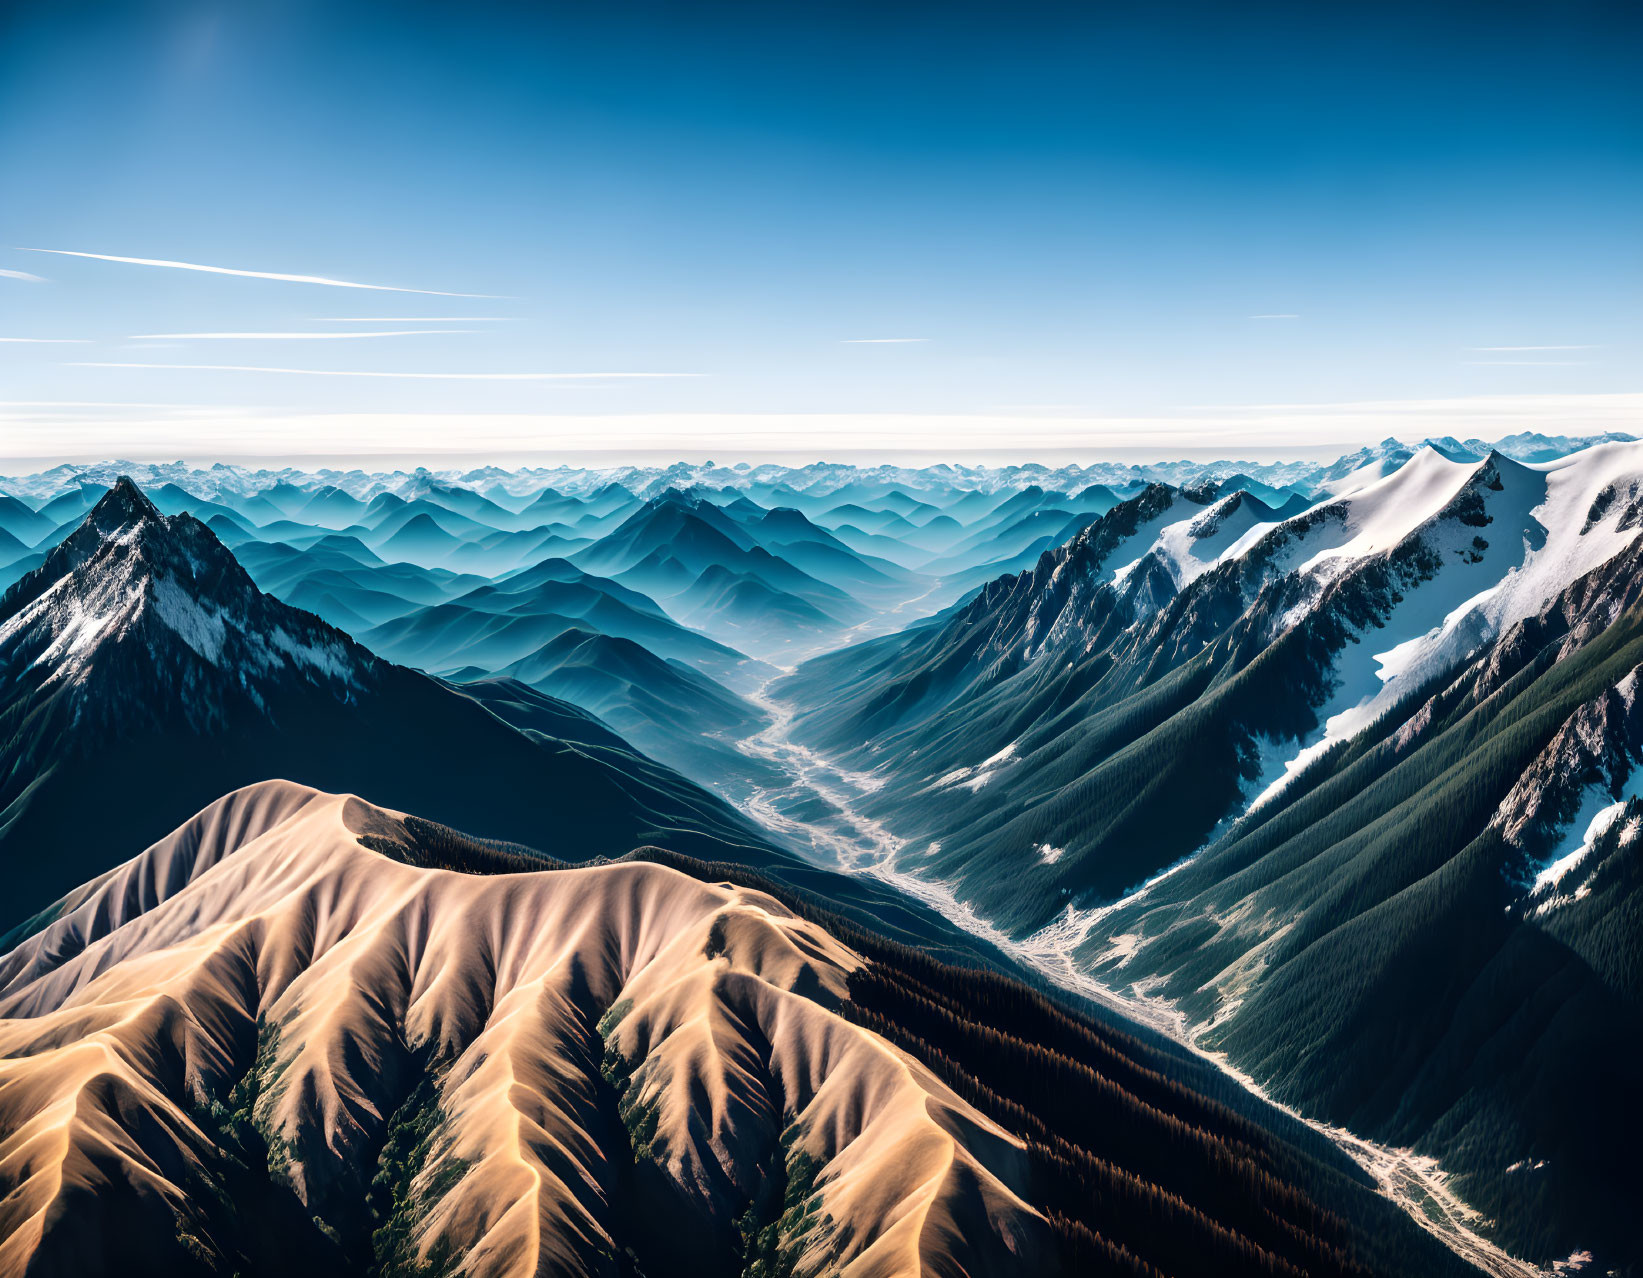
(1249, 444, 1643, 811)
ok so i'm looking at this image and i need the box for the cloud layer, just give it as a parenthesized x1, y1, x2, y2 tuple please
(6, 393, 1637, 465)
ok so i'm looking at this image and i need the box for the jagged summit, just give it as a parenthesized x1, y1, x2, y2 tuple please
(25, 474, 162, 572)
(0, 477, 366, 723)
(0, 479, 788, 930)
(97, 472, 157, 519)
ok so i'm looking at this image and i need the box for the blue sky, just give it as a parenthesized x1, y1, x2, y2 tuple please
(1, 0, 1639, 464)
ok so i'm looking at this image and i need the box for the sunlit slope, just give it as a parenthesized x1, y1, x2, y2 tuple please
(0, 481, 774, 931)
(0, 782, 1473, 1278)
(0, 782, 1046, 1278)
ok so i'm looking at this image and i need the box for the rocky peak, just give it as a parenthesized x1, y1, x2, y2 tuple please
(0, 478, 369, 729)
(93, 475, 159, 525)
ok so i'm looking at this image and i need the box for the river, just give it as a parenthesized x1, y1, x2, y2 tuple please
(730, 674, 1556, 1278)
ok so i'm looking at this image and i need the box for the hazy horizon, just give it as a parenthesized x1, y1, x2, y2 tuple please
(4, 394, 1641, 474)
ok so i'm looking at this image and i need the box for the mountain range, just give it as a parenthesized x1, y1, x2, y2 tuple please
(0, 481, 781, 941)
(1, 433, 1639, 1275)
(0, 781, 1475, 1278)
(776, 442, 1643, 1267)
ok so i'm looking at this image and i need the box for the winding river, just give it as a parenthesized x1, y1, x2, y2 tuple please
(730, 673, 1555, 1278)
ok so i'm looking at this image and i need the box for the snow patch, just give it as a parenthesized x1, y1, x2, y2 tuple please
(1148, 491, 1284, 589)
(935, 740, 1019, 792)
(1297, 447, 1478, 576)
(1529, 790, 1642, 917)
(1096, 498, 1195, 588)
(1245, 446, 1643, 811)
(1240, 732, 1319, 816)
(1097, 932, 1142, 966)
(268, 627, 357, 681)
(151, 577, 227, 664)
(1535, 800, 1625, 893)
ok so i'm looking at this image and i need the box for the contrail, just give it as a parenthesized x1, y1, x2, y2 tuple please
(18, 247, 503, 297)
(70, 362, 700, 380)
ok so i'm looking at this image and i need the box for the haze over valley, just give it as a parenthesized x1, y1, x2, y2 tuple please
(1, 432, 1640, 1274)
(5, 0, 1638, 1271)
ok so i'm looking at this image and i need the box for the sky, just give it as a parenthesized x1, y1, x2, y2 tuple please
(1, 0, 1639, 466)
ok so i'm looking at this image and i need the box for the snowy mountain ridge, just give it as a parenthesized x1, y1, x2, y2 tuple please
(1034, 444, 1643, 810)
(778, 438, 1643, 907)
(0, 477, 365, 725)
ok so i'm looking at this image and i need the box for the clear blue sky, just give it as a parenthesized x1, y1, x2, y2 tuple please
(1, 0, 1638, 464)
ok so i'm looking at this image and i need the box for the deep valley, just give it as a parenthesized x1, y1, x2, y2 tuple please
(1, 438, 1638, 1276)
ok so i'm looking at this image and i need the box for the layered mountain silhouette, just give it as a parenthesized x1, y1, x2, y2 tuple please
(572, 490, 873, 658)
(0, 480, 772, 934)
(356, 555, 766, 690)
(466, 626, 778, 789)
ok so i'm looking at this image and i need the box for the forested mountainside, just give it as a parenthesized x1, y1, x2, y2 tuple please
(0, 782, 1472, 1278)
(777, 443, 1643, 1269)
(1070, 524, 1643, 1265)
(2, 440, 1636, 1272)
(778, 448, 1628, 909)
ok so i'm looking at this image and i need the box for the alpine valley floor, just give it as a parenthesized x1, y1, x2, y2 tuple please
(727, 673, 1563, 1278)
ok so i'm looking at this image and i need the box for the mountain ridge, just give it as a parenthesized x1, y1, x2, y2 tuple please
(0, 478, 778, 933)
(768, 442, 1643, 1268)
(0, 780, 1477, 1278)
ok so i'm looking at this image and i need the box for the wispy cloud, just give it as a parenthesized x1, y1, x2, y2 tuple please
(841, 338, 928, 344)
(0, 269, 46, 283)
(68, 362, 700, 380)
(1248, 313, 1300, 320)
(18, 248, 502, 297)
(0, 400, 238, 408)
(1467, 344, 1598, 351)
(0, 337, 90, 343)
(313, 316, 510, 323)
(128, 330, 475, 341)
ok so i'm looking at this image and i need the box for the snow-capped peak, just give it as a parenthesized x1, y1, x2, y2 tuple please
(1247, 441, 1643, 809)
(0, 477, 367, 721)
